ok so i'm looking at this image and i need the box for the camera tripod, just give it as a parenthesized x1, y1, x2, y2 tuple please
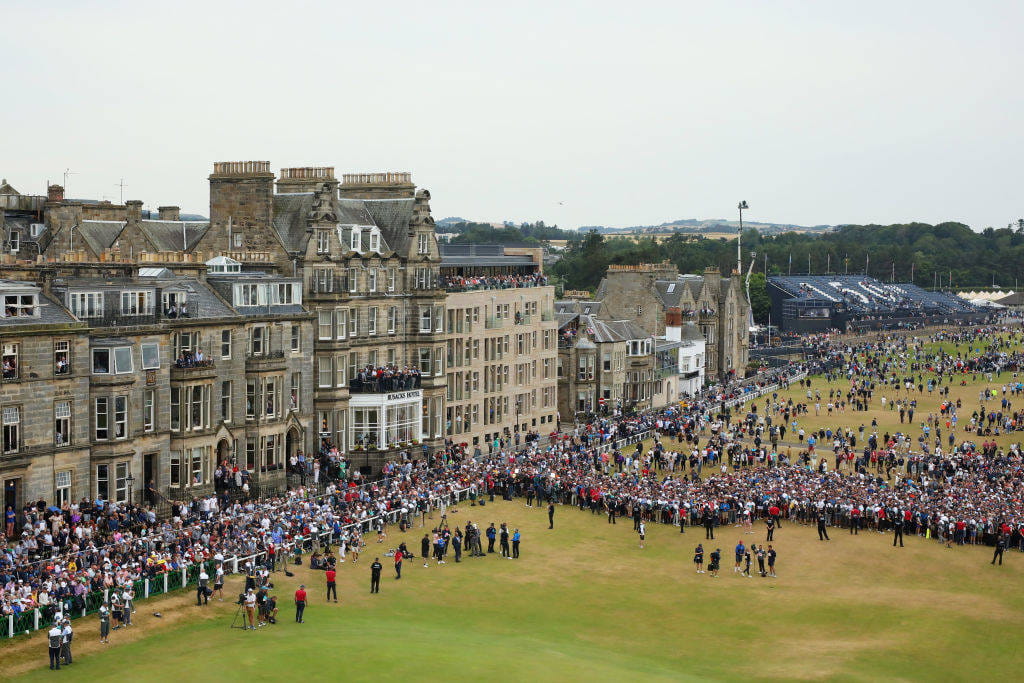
(230, 596, 252, 631)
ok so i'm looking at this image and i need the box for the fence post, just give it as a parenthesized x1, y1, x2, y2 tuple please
(163, 573, 168, 593)
(7, 613, 12, 638)
(232, 557, 238, 574)
(33, 608, 39, 631)
(145, 579, 150, 598)
(182, 567, 188, 587)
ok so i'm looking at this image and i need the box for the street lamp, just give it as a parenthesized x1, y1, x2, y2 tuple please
(126, 473, 135, 504)
(737, 201, 749, 276)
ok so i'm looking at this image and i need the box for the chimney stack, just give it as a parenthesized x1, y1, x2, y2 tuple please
(47, 184, 65, 202)
(666, 307, 683, 327)
(158, 206, 181, 221)
(126, 200, 143, 222)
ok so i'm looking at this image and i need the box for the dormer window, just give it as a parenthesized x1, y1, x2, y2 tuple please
(8, 231, 19, 253)
(67, 292, 104, 318)
(163, 291, 189, 318)
(121, 290, 153, 316)
(350, 229, 360, 252)
(316, 229, 330, 254)
(370, 231, 381, 253)
(2, 293, 37, 318)
(417, 233, 430, 255)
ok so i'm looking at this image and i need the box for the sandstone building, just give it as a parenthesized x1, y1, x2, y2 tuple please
(0, 163, 561, 509)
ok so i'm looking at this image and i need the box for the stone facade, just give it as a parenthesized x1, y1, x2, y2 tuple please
(0, 265, 316, 511)
(443, 285, 558, 448)
(594, 262, 749, 381)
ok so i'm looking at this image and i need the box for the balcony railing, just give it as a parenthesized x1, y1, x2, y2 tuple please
(79, 308, 194, 327)
(172, 359, 216, 374)
(348, 375, 422, 394)
(247, 350, 286, 361)
(485, 317, 504, 329)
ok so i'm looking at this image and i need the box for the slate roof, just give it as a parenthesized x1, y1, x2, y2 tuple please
(272, 193, 314, 253)
(653, 276, 704, 307)
(554, 300, 603, 317)
(76, 220, 125, 254)
(337, 199, 377, 226)
(590, 318, 649, 343)
(361, 199, 414, 253)
(138, 220, 209, 252)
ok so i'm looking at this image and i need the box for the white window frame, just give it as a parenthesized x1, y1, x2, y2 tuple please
(55, 400, 71, 445)
(141, 342, 160, 370)
(2, 405, 19, 454)
(143, 389, 155, 432)
(367, 306, 378, 336)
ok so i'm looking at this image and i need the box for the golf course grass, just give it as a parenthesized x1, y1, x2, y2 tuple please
(4, 495, 1024, 682)
(6, 328, 1024, 681)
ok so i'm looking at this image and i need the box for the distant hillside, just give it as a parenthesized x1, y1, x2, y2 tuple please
(580, 219, 834, 235)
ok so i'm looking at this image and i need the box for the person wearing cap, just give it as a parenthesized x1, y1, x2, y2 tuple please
(60, 618, 73, 665)
(47, 622, 63, 669)
(370, 558, 382, 593)
(98, 603, 111, 644)
(294, 584, 307, 623)
(244, 588, 258, 630)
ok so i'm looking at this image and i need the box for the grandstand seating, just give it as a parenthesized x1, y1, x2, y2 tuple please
(769, 275, 978, 315)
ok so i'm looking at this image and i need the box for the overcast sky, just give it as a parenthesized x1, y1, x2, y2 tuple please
(3, 1, 1021, 230)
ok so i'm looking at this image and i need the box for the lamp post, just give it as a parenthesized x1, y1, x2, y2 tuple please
(126, 473, 135, 504)
(737, 201, 748, 276)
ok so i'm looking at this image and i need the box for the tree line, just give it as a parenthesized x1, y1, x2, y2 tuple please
(547, 221, 1024, 323)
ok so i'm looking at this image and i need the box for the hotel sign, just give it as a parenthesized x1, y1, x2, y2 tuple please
(386, 390, 422, 401)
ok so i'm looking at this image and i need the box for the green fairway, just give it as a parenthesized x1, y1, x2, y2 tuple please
(7, 328, 1024, 681)
(5, 496, 1024, 682)
(764, 331, 1024, 457)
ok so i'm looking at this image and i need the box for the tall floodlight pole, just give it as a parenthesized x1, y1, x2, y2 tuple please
(737, 201, 748, 275)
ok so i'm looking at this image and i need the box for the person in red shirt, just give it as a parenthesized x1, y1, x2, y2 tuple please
(294, 585, 307, 623)
(325, 568, 338, 602)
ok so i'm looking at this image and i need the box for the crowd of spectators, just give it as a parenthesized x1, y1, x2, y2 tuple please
(349, 365, 421, 393)
(440, 273, 548, 291)
(5, 324, 1024, 631)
